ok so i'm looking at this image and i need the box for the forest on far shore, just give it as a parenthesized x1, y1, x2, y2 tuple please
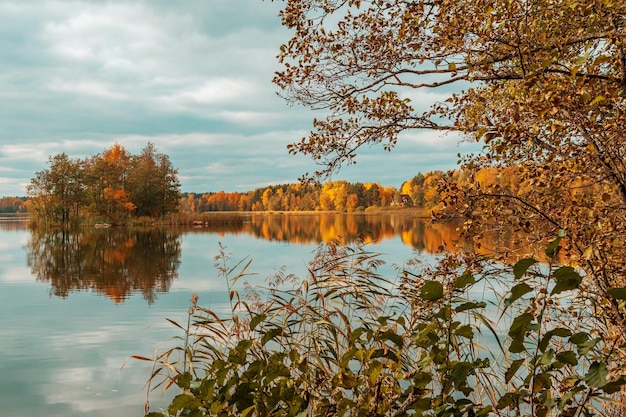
(0, 196, 27, 213)
(3, 163, 604, 217)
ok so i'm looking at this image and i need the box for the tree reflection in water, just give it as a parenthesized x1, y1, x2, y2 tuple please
(25, 213, 467, 304)
(26, 227, 181, 303)
(187, 212, 465, 251)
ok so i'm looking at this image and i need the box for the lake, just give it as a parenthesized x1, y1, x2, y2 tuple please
(0, 213, 462, 417)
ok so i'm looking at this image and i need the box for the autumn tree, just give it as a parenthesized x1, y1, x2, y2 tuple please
(127, 143, 181, 218)
(274, 0, 626, 414)
(27, 153, 85, 226)
(84, 143, 134, 223)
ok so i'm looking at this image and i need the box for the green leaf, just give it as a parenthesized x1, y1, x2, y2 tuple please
(455, 301, 486, 312)
(556, 351, 578, 366)
(585, 361, 608, 388)
(454, 324, 474, 338)
(476, 405, 493, 417)
(539, 328, 572, 352)
(505, 359, 524, 383)
(249, 313, 266, 330)
(368, 361, 384, 385)
(513, 258, 537, 280)
(380, 329, 404, 348)
(608, 287, 626, 300)
(570, 332, 590, 345)
(421, 280, 444, 301)
(551, 327, 573, 337)
(340, 371, 358, 388)
(497, 392, 520, 410)
(168, 394, 201, 415)
(261, 327, 283, 346)
(508, 313, 533, 353)
(241, 405, 256, 417)
(413, 371, 433, 388)
(602, 376, 626, 394)
(539, 349, 555, 366)
(449, 362, 473, 386)
(454, 273, 475, 289)
(535, 405, 548, 417)
(505, 283, 532, 306)
(551, 266, 582, 295)
(509, 338, 526, 354)
(176, 372, 192, 390)
(508, 313, 533, 339)
(545, 236, 562, 258)
(577, 338, 599, 355)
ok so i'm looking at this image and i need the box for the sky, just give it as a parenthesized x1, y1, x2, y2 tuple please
(0, 0, 476, 197)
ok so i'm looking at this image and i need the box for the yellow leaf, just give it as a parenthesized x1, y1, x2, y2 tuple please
(590, 95, 605, 106)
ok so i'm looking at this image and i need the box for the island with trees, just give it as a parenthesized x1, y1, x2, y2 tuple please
(25, 142, 181, 227)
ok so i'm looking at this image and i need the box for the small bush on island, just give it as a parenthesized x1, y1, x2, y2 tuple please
(138, 237, 626, 417)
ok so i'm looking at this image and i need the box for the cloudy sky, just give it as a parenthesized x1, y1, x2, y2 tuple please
(0, 0, 475, 197)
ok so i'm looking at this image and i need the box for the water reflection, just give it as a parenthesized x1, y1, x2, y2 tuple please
(190, 213, 464, 250)
(0, 214, 29, 230)
(24, 214, 464, 303)
(26, 227, 181, 303)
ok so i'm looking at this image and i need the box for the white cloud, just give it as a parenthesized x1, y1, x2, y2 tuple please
(184, 79, 258, 104)
(158, 79, 262, 113)
(400, 130, 465, 150)
(1, 144, 52, 162)
(48, 80, 130, 100)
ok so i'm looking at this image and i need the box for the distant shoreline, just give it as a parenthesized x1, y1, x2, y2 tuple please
(188, 207, 429, 217)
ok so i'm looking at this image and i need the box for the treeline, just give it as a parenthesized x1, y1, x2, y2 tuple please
(26, 143, 180, 226)
(179, 176, 436, 214)
(0, 196, 27, 213)
(180, 181, 401, 213)
(179, 165, 602, 215)
(177, 171, 472, 213)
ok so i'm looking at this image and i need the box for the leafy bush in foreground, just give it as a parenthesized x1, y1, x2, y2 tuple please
(137, 238, 626, 417)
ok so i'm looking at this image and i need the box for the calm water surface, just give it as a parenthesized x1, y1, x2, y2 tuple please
(0, 213, 460, 417)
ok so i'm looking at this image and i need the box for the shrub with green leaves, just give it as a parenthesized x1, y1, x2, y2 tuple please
(138, 237, 626, 417)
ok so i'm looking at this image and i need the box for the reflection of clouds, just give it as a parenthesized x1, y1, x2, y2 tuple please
(41, 380, 150, 414)
(0, 266, 34, 283)
(38, 326, 176, 415)
(53, 367, 95, 385)
(170, 277, 225, 291)
(50, 329, 116, 348)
